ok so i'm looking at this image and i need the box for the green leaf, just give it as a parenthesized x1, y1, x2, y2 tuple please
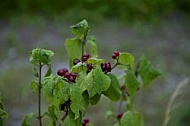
(43, 75, 70, 106)
(80, 66, 111, 98)
(89, 93, 101, 105)
(21, 112, 35, 126)
(39, 49, 54, 64)
(87, 58, 105, 65)
(117, 52, 134, 69)
(30, 80, 38, 93)
(64, 110, 82, 126)
(120, 110, 144, 126)
(76, 71, 87, 85)
(137, 55, 161, 87)
(70, 62, 87, 73)
(29, 48, 54, 65)
(103, 73, 122, 101)
(48, 105, 57, 123)
(65, 38, 82, 68)
(70, 19, 89, 38)
(88, 36, 98, 57)
(45, 64, 52, 77)
(0, 108, 8, 119)
(0, 95, 8, 119)
(70, 84, 88, 119)
(125, 65, 140, 97)
(31, 64, 38, 77)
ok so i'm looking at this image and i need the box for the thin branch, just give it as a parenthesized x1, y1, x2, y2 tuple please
(38, 61, 43, 126)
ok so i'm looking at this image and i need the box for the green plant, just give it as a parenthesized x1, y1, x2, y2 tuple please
(0, 94, 9, 126)
(22, 19, 160, 126)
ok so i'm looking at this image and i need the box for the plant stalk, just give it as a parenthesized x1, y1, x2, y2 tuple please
(38, 61, 42, 126)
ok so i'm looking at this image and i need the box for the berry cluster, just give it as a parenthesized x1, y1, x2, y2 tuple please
(112, 51, 120, 59)
(82, 118, 89, 126)
(101, 62, 111, 73)
(57, 68, 77, 83)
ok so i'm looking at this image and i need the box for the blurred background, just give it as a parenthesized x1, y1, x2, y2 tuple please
(0, 0, 190, 126)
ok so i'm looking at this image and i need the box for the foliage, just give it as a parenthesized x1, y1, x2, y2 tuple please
(0, 0, 190, 22)
(21, 19, 160, 126)
(0, 94, 9, 126)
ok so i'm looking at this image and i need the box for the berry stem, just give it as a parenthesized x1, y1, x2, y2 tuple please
(118, 95, 123, 113)
(111, 58, 120, 70)
(81, 30, 88, 63)
(38, 61, 43, 126)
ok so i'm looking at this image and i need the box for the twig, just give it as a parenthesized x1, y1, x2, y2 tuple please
(38, 61, 43, 126)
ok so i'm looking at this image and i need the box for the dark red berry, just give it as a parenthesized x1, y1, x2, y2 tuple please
(112, 53, 117, 59)
(82, 56, 88, 62)
(117, 112, 123, 119)
(101, 63, 106, 72)
(83, 53, 90, 59)
(105, 62, 111, 72)
(73, 59, 80, 65)
(72, 73, 78, 80)
(87, 63, 93, 70)
(69, 75, 75, 83)
(64, 72, 71, 79)
(83, 118, 89, 124)
(57, 68, 68, 76)
(82, 118, 89, 126)
(113, 51, 120, 56)
(82, 121, 86, 126)
(82, 53, 90, 62)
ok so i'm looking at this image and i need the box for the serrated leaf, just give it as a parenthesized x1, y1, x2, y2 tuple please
(70, 19, 89, 38)
(87, 58, 105, 65)
(21, 112, 35, 126)
(88, 36, 98, 57)
(117, 52, 134, 69)
(65, 38, 82, 68)
(30, 80, 38, 93)
(125, 65, 140, 97)
(103, 73, 122, 101)
(80, 66, 111, 98)
(89, 93, 101, 105)
(137, 55, 161, 87)
(70, 84, 88, 119)
(120, 110, 143, 126)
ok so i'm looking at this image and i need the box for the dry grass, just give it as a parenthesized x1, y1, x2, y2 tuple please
(163, 78, 190, 126)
